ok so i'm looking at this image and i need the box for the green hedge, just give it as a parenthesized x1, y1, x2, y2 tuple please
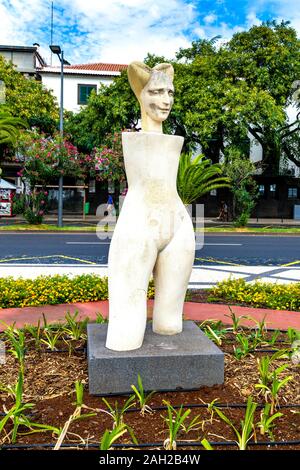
(0, 275, 155, 309)
(211, 278, 300, 311)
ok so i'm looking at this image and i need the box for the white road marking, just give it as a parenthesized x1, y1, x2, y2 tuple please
(0, 264, 299, 288)
(203, 243, 242, 246)
(65, 242, 243, 246)
(66, 242, 102, 244)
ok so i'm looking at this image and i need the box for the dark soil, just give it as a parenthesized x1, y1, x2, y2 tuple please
(0, 326, 299, 451)
(188, 289, 213, 303)
(187, 289, 245, 307)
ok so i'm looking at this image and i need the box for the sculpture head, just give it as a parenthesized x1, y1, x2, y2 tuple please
(127, 61, 174, 133)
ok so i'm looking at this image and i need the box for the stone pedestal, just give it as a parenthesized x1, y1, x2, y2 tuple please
(88, 321, 224, 395)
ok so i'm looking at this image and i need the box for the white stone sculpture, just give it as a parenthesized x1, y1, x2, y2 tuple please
(105, 61, 195, 351)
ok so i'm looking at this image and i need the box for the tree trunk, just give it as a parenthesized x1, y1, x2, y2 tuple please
(261, 143, 280, 176)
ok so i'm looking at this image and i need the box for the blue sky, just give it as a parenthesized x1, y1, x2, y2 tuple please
(0, 1, 299, 65)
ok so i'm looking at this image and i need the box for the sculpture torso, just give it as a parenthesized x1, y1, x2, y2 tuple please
(113, 131, 189, 251)
(123, 131, 183, 202)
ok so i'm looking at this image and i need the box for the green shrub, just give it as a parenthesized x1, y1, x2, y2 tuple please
(24, 207, 43, 225)
(0, 275, 155, 309)
(233, 212, 250, 228)
(12, 194, 26, 215)
(212, 278, 300, 311)
(23, 190, 49, 225)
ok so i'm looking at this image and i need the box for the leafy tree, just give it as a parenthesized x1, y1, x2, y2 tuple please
(64, 70, 138, 152)
(175, 21, 300, 175)
(0, 109, 26, 145)
(225, 21, 300, 175)
(0, 56, 58, 125)
(66, 22, 300, 178)
(280, 83, 300, 169)
(281, 127, 300, 169)
(223, 148, 258, 226)
(0, 107, 26, 177)
(64, 54, 168, 152)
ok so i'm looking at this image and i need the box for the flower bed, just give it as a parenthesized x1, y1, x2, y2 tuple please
(2, 275, 300, 313)
(211, 278, 300, 311)
(0, 314, 299, 451)
(0, 275, 155, 309)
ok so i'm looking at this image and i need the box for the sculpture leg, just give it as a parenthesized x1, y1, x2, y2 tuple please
(152, 220, 195, 335)
(106, 235, 158, 351)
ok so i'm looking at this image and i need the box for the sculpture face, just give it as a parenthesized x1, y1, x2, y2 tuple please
(140, 71, 174, 126)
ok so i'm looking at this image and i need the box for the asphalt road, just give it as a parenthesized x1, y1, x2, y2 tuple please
(0, 232, 299, 266)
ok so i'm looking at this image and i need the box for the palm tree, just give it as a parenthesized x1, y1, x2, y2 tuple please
(0, 111, 26, 146)
(177, 153, 231, 205)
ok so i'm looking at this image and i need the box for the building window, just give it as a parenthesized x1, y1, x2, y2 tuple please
(78, 84, 97, 105)
(288, 187, 298, 199)
(258, 184, 265, 195)
(270, 184, 276, 194)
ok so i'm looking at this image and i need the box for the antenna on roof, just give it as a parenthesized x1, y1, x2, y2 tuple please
(50, 1, 54, 65)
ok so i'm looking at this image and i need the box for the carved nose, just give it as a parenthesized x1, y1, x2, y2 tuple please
(162, 93, 171, 105)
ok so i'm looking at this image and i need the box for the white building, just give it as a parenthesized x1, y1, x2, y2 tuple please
(0, 44, 46, 77)
(0, 44, 127, 113)
(39, 62, 127, 113)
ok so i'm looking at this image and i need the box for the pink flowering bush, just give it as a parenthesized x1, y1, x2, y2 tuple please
(92, 132, 126, 182)
(15, 130, 94, 223)
(15, 130, 89, 188)
(24, 189, 49, 225)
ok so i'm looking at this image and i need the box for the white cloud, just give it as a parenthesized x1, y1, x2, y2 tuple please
(193, 21, 244, 45)
(0, 0, 196, 65)
(245, 0, 300, 34)
(0, 0, 299, 68)
(56, 0, 196, 63)
(246, 11, 262, 27)
(194, 27, 206, 38)
(204, 13, 217, 25)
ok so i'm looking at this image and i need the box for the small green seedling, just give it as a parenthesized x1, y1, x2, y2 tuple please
(211, 395, 257, 450)
(41, 329, 62, 351)
(95, 312, 107, 324)
(256, 403, 283, 440)
(102, 395, 135, 428)
(255, 373, 293, 414)
(162, 401, 191, 450)
(100, 423, 128, 450)
(63, 311, 88, 341)
(131, 374, 155, 416)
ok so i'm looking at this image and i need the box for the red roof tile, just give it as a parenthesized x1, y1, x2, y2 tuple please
(64, 63, 127, 72)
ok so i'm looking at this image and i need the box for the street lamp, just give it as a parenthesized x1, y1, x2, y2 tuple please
(49, 45, 70, 227)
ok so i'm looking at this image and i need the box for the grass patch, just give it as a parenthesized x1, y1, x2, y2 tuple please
(0, 224, 101, 232)
(1, 224, 300, 233)
(202, 227, 300, 233)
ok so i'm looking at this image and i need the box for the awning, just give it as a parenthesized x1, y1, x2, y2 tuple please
(0, 178, 16, 190)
